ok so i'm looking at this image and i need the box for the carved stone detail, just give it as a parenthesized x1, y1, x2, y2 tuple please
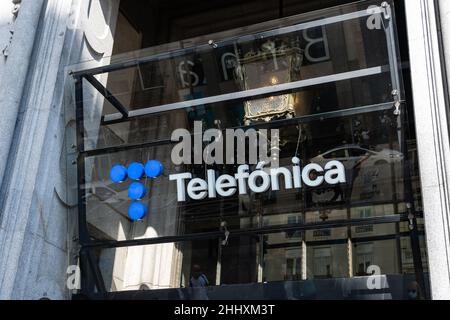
(82, 0, 118, 55)
(1, 0, 23, 57)
(12, 0, 22, 21)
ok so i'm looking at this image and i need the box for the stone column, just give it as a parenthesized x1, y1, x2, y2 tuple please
(0, 0, 120, 299)
(405, 0, 450, 300)
(0, 0, 44, 187)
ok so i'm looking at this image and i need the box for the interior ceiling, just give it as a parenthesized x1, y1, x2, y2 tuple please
(119, 0, 357, 49)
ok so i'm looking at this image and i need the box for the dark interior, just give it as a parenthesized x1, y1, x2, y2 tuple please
(115, 0, 358, 53)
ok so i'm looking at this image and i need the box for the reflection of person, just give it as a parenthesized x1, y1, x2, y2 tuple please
(189, 264, 209, 300)
(407, 281, 424, 300)
(301, 280, 317, 299)
(189, 264, 209, 288)
(361, 130, 371, 148)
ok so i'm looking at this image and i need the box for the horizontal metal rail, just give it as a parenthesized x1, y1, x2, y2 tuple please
(83, 101, 398, 156)
(101, 66, 384, 123)
(70, 6, 384, 77)
(82, 214, 409, 249)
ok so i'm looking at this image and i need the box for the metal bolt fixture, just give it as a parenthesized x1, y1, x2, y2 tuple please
(393, 101, 401, 116)
(381, 1, 391, 20)
(208, 40, 218, 49)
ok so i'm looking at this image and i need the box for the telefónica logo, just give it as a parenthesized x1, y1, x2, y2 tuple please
(109, 160, 164, 221)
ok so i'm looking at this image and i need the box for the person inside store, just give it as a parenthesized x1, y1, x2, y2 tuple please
(407, 281, 424, 300)
(189, 264, 209, 287)
(189, 264, 210, 300)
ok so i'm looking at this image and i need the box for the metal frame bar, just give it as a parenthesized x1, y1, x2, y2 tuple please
(86, 248, 107, 296)
(383, 1, 427, 296)
(87, 101, 397, 157)
(83, 214, 411, 250)
(299, 231, 425, 247)
(384, 3, 403, 100)
(71, 0, 426, 297)
(84, 74, 129, 118)
(69, 5, 385, 78)
(101, 67, 385, 123)
(75, 76, 108, 296)
(74, 77, 89, 244)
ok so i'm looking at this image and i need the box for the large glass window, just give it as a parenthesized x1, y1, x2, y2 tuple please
(69, 0, 430, 299)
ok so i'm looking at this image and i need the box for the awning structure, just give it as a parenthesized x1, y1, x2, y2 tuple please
(69, 1, 426, 299)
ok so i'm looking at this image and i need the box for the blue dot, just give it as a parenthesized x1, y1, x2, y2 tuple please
(110, 165, 127, 183)
(128, 202, 147, 221)
(128, 162, 145, 180)
(128, 182, 147, 200)
(145, 160, 164, 178)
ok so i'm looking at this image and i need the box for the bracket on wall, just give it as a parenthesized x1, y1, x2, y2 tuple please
(83, 74, 129, 119)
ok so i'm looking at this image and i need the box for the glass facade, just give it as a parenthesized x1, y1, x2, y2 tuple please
(70, 0, 430, 299)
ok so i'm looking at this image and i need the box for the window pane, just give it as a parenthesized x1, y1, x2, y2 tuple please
(263, 232, 303, 282)
(83, 109, 416, 241)
(307, 244, 348, 279)
(79, 0, 398, 152)
(352, 240, 399, 276)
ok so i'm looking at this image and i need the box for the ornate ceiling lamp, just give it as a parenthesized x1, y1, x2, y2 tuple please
(235, 39, 304, 125)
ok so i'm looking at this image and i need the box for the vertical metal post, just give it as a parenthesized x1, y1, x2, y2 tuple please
(383, 2, 402, 99)
(87, 249, 108, 295)
(74, 76, 89, 296)
(74, 76, 89, 245)
(383, 1, 427, 297)
(74, 76, 107, 298)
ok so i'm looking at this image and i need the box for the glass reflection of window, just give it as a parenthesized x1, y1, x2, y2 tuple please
(355, 243, 374, 276)
(313, 247, 332, 279)
(286, 215, 302, 239)
(355, 208, 374, 234)
(359, 208, 372, 218)
(285, 250, 302, 281)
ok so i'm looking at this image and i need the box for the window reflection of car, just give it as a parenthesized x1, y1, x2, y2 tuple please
(311, 146, 403, 168)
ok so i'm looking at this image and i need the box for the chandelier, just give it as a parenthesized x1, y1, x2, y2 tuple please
(235, 39, 304, 125)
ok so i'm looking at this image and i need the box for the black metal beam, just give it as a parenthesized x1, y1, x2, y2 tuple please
(83, 214, 410, 250)
(84, 101, 400, 157)
(84, 74, 129, 118)
(75, 77, 92, 296)
(74, 77, 90, 245)
(86, 248, 108, 296)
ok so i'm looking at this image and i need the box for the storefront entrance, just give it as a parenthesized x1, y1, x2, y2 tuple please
(69, 0, 429, 299)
